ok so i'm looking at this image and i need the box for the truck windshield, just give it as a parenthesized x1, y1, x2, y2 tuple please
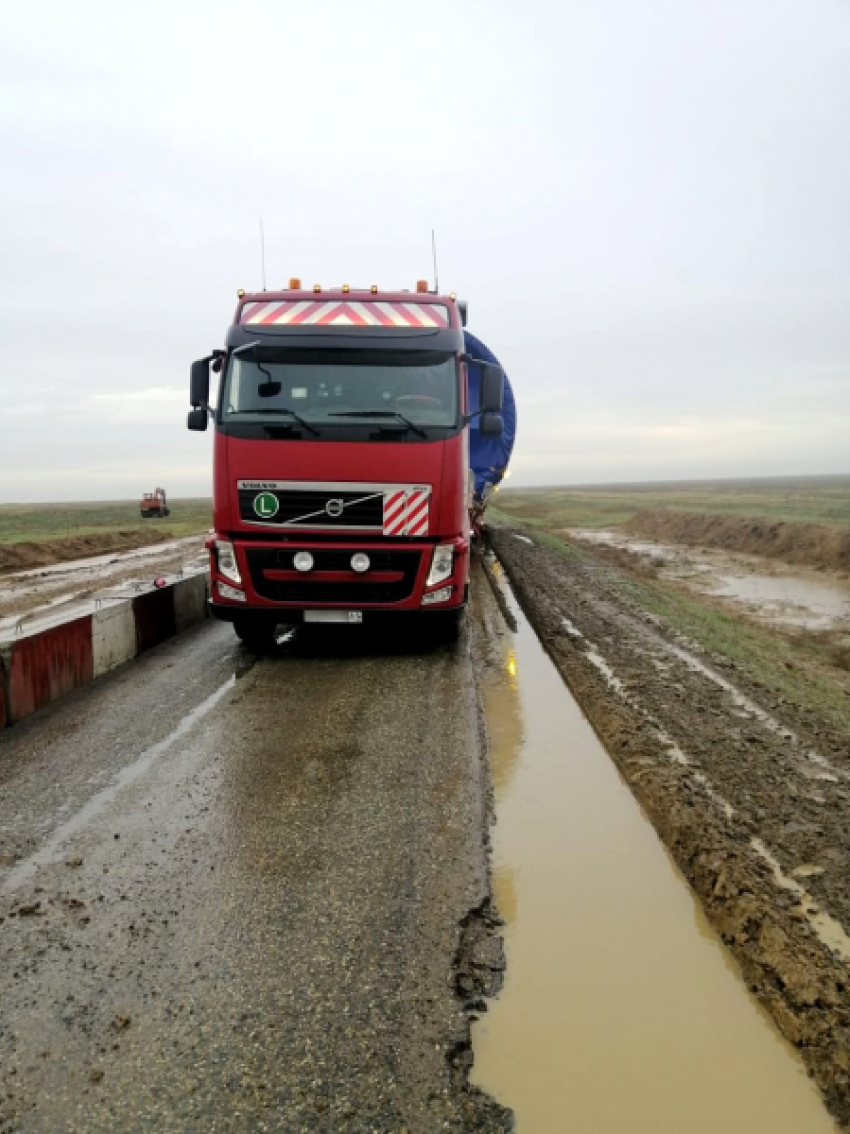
(222, 349, 457, 430)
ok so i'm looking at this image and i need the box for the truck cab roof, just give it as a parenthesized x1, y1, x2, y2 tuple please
(225, 288, 464, 354)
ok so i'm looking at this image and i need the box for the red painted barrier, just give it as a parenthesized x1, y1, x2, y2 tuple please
(0, 571, 208, 730)
(6, 616, 94, 724)
(132, 588, 177, 654)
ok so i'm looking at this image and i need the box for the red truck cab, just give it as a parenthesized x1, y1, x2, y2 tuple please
(188, 281, 504, 647)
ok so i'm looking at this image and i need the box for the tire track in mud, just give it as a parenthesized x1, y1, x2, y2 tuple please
(489, 525, 850, 1129)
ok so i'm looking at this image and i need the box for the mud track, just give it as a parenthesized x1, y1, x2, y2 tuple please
(490, 525, 850, 1128)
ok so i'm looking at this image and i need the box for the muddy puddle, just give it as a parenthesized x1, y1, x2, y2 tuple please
(471, 558, 837, 1132)
(570, 528, 850, 631)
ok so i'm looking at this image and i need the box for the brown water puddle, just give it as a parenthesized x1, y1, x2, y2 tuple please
(471, 558, 837, 1133)
(568, 528, 850, 631)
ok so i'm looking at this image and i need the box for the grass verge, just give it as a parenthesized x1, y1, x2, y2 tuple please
(0, 499, 212, 545)
(494, 475, 850, 530)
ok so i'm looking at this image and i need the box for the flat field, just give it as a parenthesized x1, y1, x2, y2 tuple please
(492, 474, 850, 531)
(0, 499, 212, 574)
(0, 498, 212, 546)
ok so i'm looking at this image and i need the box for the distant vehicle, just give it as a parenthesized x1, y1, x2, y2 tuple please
(140, 487, 170, 519)
(187, 279, 516, 647)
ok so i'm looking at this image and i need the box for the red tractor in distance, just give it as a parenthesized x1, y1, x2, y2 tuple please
(139, 487, 170, 519)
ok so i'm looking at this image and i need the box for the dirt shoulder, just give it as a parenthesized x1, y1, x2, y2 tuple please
(625, 509, 850, 574)
(490, 524, 850, 1129)
(0, 530, 180, 575)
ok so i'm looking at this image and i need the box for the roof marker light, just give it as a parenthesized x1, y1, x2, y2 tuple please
(342, 284, 350, 293)
(416, 279, 428, 293)
(313, 284, 322, 293)
(237, 288, 245, 297)
(289, 277, 301, 289)
(371, 285, 378, 294)
(450, 292, 457, 301)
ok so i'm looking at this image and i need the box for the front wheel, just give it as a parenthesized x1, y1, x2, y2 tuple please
(429, 608, 466, 645)
(232, 618, 278, 653)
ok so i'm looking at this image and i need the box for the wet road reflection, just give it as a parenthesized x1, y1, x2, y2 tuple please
(471, 557, 837, 1133)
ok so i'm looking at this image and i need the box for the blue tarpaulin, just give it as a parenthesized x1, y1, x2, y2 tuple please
(465, 331, 517, 502)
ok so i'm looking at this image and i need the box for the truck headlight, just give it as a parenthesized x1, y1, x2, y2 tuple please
(216, 540, 241, 584)
(217, 581, 246, 602)
(426, 544, 454, 587)
(421, 586, 452, 605)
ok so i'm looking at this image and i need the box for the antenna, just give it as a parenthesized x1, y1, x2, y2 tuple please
(260, 218, 267, 291)
(431, 229, 439, 294)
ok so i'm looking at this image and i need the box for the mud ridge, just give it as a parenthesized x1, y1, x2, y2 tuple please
(489, 524, 850, 1129)
(451, 898, 512, 1132)
(0, 530, 177, 575)
(625, 509, 850, 573)
(451, 594, 515, 1132)
(480, 555, 518, 633)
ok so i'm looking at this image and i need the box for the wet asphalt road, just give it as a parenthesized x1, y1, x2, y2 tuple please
(0, 618, 491, 1132)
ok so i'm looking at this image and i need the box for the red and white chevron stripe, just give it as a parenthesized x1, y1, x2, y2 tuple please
(240, 299, 449, 329)
(383, 489, 430, 537)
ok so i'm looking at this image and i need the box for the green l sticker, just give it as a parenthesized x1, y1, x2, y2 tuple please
(253, 491, 279, 519)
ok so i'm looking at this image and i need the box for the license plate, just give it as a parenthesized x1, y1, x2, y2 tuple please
(303, 610, 363, 624)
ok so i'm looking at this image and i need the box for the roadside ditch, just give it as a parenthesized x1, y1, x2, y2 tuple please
(483, 524, 850, 1128)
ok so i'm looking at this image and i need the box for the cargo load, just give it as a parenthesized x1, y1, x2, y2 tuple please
(465, 330, 517, 511)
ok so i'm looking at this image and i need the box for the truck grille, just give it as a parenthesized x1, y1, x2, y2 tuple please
(238, 488, 383, 528)
(246, 549, 420, 605)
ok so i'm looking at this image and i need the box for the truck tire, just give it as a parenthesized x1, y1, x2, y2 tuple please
(232, 619, 277, 653)
(430, 608, 465, 645)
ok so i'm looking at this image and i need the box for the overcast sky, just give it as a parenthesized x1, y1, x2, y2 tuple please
(1, 0, 848, 501)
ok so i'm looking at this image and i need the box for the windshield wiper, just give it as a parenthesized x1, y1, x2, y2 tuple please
(235, 408, 320, 436)
(329, 410, 427, 438)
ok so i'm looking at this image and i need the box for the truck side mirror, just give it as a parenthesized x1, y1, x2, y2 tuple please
(187, 408, 208, 432)
(480, 411, 504, 437)
(479, 362, 504, 412)
(457, 300, 468, 327)
(190, 359, 210, 408)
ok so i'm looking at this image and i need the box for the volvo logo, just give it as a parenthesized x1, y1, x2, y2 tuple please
(325, 498, 344, 518)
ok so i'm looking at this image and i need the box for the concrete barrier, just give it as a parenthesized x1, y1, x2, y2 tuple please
(3, 616, 94, 725)
(0, 570, 209, 730)
(174, 573, 208, 634)
(92, 602, 137, 678)
(132, 587, 177, 654)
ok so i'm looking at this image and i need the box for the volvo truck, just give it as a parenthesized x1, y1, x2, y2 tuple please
(188, 280, 513, 647)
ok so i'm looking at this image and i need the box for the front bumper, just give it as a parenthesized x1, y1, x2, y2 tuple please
(206, 535, 469, 619)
